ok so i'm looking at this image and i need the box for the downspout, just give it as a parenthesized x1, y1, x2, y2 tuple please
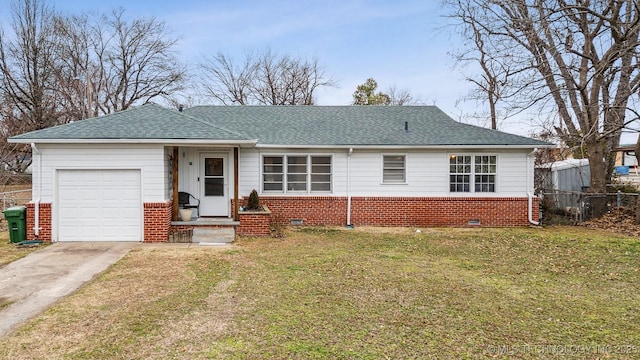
(527, 151, 540, 225)
(346, 148, 353, 227)
(31, 143, 41, 237)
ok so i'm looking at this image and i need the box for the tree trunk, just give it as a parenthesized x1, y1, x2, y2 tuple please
(636, 195, 640, 225)
(586, 141, 607, 193)
(635, 138, 640, 224)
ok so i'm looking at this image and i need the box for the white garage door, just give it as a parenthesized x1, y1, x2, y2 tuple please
(58, 169, 142, 241)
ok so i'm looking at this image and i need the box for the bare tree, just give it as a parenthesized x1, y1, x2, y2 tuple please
(0, 0, 61, 173)
(387, 85, 418, 106)
(199, 49, 336, 105)
(0, 0, 187, 174)
(201, 52, 255, 105)
(51, 8, 187, 117)
(449, 0, 517, 130)
(446, 0, 640, 193)
(0, 0, 61, 129)
(93, 9, 187, 114)
(51, 13, 93, 121)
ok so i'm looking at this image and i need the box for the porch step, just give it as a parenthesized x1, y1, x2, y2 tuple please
(192, 228, 235, 244)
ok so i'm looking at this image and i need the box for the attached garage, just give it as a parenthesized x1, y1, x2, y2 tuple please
(57, 169, 142, 242)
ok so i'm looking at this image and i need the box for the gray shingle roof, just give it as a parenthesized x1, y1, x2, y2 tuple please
(185, 105, 549, 146)
(9, 104, 251, 141)
(10, 103, 550, 147)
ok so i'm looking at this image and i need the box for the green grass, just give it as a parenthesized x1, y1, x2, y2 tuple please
(1, 226, 639, 359)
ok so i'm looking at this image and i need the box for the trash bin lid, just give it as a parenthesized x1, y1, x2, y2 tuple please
(3, 205, 26, 216)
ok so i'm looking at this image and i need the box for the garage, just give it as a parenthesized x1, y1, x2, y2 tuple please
(57, 169, 142, 241)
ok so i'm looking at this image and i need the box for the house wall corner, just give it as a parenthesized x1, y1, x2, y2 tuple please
(26, 202, 52, 242)
(143, 201, 172, 242)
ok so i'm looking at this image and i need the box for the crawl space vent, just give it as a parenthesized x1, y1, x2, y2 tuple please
(468, 219, 481, 226)
(290, 219, 304, 226)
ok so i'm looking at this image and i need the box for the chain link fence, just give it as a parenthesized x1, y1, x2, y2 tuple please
(540, 190, 638, 225)
(0, 189, 32, 232)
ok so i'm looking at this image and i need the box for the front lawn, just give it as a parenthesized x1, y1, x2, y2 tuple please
(0, 226, 639, 359)
(0, 232, 43, 267)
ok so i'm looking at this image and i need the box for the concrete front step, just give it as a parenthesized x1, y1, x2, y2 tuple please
(192, 228, 235, 244)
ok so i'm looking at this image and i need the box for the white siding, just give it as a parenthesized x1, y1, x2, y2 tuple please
(498, 150, 533, 195)
(238, 148, 260, 196)
(36, 144, 167, 203)
(34, 145, 534, 207)
(243, 147, 533, 198)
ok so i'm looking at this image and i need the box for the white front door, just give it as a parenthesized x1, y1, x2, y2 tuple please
(199, 153, 229, 216)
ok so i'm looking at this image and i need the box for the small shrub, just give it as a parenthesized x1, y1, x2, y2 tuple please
(270, 214, 285, 238)
(246, 189, 261, 211)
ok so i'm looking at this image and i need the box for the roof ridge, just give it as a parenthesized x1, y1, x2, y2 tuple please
(452, 119, 535, 140)
(172, 106, 253, 140)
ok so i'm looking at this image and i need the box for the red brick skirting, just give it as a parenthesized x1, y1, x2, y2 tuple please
(260, 196, 347, 226)
(26, 202, 52, 242)
(143, 201, 172, 242)
(23, 196, 538, 243)
(28, 201, 172, 243)
(261, 196, 538, 227)
(237, 208, 272, 236)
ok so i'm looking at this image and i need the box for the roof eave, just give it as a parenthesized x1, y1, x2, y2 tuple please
(9, 138, 259, 145)
(255, 144, 554, 149)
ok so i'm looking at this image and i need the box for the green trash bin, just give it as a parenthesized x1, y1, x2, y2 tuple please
(3, 205, 27, 243)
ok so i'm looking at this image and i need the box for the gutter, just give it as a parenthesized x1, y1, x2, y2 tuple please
(31, 143, 41, 237)
(527, 192, 539, 225)
(527, 151, 540, 225)
(346, 148, 353, 227)
(255, 144, 555, 150)
(10, 138, 259, 145)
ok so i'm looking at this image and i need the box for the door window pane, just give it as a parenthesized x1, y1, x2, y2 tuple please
(204, 158, 223, 176)
(205, 178, 224, 196)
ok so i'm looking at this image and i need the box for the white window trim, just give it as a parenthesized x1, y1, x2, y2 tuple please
(448, 153, 498, 193)
(261, 154, 333, 194)
(381, 153, 408, 185)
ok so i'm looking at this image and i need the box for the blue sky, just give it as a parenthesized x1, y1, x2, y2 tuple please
(0, 0, 541, 137)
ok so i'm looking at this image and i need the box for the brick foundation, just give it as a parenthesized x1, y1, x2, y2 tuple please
(261, 196, 538, 227)
(260, 196, 347, 226)
(237, 207, 272, 236)
(143, 201, 172, 242)
(26, 202, 52, 242)
(24, 197, 538, 243)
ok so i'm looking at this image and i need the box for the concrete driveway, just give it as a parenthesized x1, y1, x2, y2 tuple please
(0, 242, 139, 337)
